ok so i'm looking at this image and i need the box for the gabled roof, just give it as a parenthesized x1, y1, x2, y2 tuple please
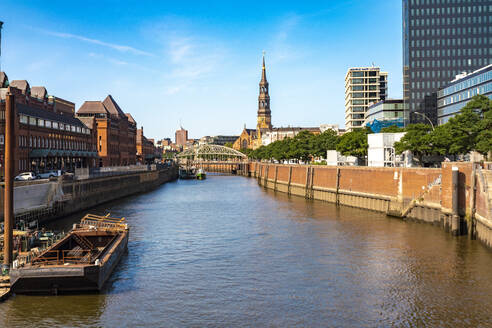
(31, 86, 48, 100)
(0, 72, 8, 88)
(125, 113, 136, 124)
(102, 95, 126, 119)
(242, 128, 257, 137)
(10, 80, 30, 94)
(77, 101, 109, 115)
(77, 116, 96, 130)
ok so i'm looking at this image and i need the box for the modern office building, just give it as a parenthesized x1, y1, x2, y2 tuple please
(365, 99, 404, 133)
(402, 0, 492, 126)
(437, 64, 492, 124)
(345, 67, 388, 132)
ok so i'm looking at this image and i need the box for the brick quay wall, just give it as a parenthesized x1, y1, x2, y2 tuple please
(1, 165, 178, 224)
(247, 162, 492, 247)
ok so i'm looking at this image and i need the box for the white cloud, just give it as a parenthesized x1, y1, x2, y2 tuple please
(141, 18, 227, 94)
(44, 30, 154, 57)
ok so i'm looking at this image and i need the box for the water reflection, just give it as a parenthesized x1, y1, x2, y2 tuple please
(1, 176, 492, 327)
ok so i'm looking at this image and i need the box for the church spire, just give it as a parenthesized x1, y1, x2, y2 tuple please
(257, 52, 272, 130)
(261, 51, 267, 83)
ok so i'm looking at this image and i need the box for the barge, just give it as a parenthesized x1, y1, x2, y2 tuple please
(9, 214, 129, 294)
(179, 167, 196, 179)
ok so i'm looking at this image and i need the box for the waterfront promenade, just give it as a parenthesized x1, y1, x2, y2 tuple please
(3, 175, 492, 327)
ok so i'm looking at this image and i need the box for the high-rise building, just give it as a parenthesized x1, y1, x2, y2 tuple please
(344, 67, 388, 131)
(175, 127, 188, 147)
(402, 0, 492, 126)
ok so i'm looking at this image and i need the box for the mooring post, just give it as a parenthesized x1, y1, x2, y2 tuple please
(304, 167, 310, 199)
(287, 166, 292, 195)
(335, 167, 341, 205)
(451, 166, 460, 236)
(469, 163, 477, 238)
(274, 165, 278, 191)
(3, 90, 15, 270)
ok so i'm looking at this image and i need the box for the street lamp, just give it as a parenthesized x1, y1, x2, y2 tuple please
(413, 111, 435, 130)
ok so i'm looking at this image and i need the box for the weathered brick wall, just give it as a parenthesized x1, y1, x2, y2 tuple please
(277, 166, 289, 182)
(250, 163, 478, 216)
(337, 167, 398, 197)
(401, 168, 441, 203)
(312, 166, 337, 189)
(441, 162, 473, 214)
(476, 175, 489, 220)
(290, 166, 306, 185)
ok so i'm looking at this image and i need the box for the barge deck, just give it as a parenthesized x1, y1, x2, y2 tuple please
(10, 214, 129, 294)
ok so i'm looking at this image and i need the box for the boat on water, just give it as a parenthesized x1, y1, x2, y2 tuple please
(196, 168, 206, 180)
(9, 214, 129, 294)
(179, 167, 196, 179)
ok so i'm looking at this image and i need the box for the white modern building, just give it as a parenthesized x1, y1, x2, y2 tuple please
(367, 132, 409, 167)
(326, 150, 358, 166)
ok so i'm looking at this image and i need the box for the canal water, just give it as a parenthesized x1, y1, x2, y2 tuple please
(2, 175, 492, 327)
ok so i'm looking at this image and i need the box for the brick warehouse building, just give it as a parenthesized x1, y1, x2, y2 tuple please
(0, 72, 98, 176)
(77, 95, 136, 167)
(136, 127, 158, 164)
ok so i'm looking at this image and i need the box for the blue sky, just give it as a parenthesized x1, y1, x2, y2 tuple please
(0, 1, 403, 140)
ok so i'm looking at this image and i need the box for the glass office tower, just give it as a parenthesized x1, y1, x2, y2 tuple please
(402, 0, 492, 125)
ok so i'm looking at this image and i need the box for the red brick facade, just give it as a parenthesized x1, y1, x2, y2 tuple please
(77, 95, 136, 167)
(0, 78, 97, 176)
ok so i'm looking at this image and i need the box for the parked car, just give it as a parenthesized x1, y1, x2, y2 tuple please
(14, 172, 38, 181)
(37, 170, 62, 179)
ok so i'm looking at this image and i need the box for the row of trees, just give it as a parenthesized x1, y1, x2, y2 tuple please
(394, 94, 492, 163)
(236, 95, 491, 164)
(242, 128, 371, 162)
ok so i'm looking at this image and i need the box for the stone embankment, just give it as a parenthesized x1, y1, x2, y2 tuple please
(248, 162, 492, 246)
(0, 165, 178, 225)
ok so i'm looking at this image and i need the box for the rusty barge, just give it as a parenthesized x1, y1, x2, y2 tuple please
(9, 214, 129, 294)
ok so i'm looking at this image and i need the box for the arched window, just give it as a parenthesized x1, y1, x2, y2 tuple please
(242, 139, 248, 149)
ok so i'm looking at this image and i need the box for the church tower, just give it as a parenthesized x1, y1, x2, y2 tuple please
(257, 53, 272, 130)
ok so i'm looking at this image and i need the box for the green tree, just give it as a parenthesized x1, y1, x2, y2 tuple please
(380, 125, 405, 133)
(429, 124, 453, 156)
(224, 142, 234, 148)
(444, 107, 481, 155)
(289, 131, 314, 161)
(311, 129, 339, 157)
(336, 128, 370, 161)
(394, 123, 433, 164)
(467, 95, 492, 158)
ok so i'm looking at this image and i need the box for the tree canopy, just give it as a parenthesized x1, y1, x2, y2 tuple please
(395, 94, 492, 161)
(247, 129, 340, 162)
(336, 128, 371, 159)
